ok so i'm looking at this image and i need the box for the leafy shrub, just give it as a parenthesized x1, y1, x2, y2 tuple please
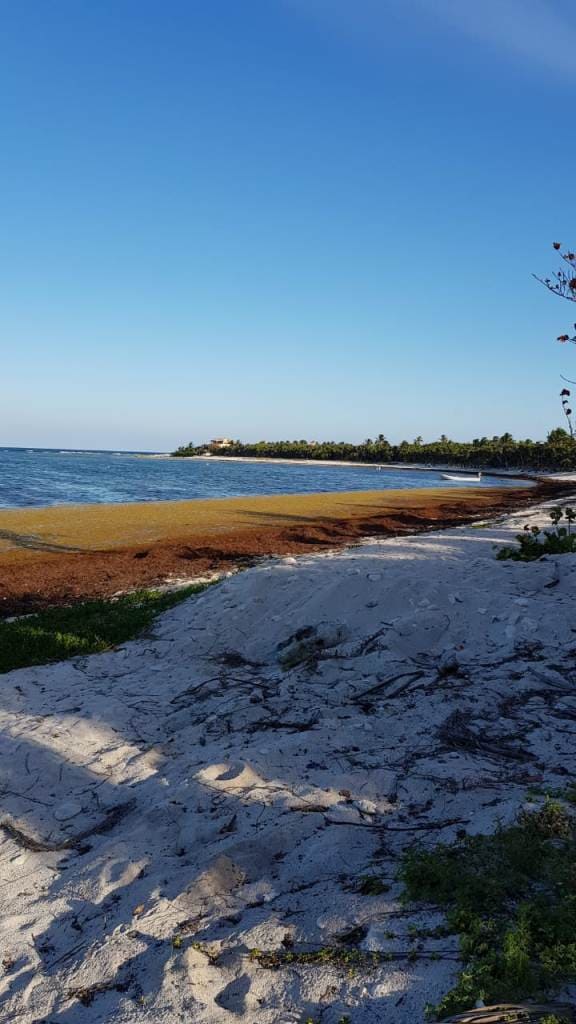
(497, 507, 576, 560)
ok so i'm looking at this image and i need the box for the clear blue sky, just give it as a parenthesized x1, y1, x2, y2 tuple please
(2, 0, 575, 450)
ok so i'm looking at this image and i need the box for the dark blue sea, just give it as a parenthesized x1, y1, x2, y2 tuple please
(0, 448, 526, 509)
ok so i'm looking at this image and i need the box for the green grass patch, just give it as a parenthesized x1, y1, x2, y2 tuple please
(399, 798, 576, 1019)
(0, 584, 212, 673)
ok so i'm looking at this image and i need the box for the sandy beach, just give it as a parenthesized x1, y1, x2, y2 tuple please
(0, 482, 564, 616)
(1, 490, 576, 1022)
(6, 0, 576, 1018)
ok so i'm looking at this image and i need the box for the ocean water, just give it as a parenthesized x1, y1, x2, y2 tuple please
(0, 448, 527, 509)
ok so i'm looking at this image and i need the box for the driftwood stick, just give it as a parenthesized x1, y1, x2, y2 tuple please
(351, 670, 425, 702)
(0, 799, 136, 853)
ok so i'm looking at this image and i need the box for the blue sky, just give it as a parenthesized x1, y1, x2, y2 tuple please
(2, 0, 575, 450)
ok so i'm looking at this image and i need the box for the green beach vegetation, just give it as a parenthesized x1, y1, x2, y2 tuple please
(497, 505, 576, 561)
(400, 796, 576, 1018)
(172, 428, 576, 472)
(0, 585, 210, 674)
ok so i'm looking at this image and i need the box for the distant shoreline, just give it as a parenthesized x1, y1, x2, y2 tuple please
(151, 453, 538, 481)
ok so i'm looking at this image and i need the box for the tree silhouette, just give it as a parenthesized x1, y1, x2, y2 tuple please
(536, 242, 576, 436)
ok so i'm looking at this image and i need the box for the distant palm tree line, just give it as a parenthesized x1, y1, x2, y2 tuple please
(172, 428, 576, 471)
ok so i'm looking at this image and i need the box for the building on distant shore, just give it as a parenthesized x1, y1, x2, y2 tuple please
(209, 437, 234, 449)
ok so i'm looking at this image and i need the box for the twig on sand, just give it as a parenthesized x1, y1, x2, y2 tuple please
(351, 670, 425, 702)
(438, 710, 531, 763)
(169, 675, 221, 705)
(0, 799, 136, 853)
(321, 816, 466, 831)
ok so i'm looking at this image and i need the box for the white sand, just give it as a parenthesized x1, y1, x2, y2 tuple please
(1, 496, 576, 1023)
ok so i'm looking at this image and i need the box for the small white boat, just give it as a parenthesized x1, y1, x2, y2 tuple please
(441, 471, 482, 482)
